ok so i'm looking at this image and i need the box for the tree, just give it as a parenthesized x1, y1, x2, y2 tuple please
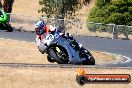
(0, 0, 14, 13)
(39, 0, 91, 19)
(88, 0, 132, 26)
(0, 0, 2, 8)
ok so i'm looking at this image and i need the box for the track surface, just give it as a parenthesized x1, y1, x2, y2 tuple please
(0, 63, 132, 69)
(0, 30, 132, 67)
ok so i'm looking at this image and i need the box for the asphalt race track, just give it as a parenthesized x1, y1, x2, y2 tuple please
(0, 30, 132, 67)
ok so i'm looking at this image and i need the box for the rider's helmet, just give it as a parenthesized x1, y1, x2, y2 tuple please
(35, 20, 46, 29)
(35, 20, 46, 35)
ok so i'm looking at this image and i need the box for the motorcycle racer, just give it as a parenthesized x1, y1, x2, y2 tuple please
(34, 18, 95, 65)
(34, 18, 47, 47)
(34, 17, 57, 54)
(35, 18, 82, 54)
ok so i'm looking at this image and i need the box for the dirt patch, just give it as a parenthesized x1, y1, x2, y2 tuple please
(0, 39, 47, 64)
(91, 51, 115, 64)
(12, 0, 41, 17)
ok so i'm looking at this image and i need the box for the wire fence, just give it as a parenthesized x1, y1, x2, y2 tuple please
(8, 13, 83, 34)
(87, 22, 132, 39)
(7, 13, 132, 39)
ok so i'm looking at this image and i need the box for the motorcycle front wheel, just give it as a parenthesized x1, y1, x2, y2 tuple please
(48, 45, 69, 64)
(47, 55, 55, 63)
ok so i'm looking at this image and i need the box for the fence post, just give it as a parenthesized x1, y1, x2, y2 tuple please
(107, 23, 117, 39)
(112, 24, 116, 39)
(126, 26, 132, 39)
(9, 13, 12, 23)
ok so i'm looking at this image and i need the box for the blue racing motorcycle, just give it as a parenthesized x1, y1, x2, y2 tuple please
(38, 28, 95, 65)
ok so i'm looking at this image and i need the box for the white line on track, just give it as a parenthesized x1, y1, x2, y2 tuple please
(101, 52, 132, 64)
(121, 56, 132, 63)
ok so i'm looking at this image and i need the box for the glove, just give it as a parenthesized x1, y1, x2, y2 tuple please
(59, 33, 64, 36)
(36, 28, 45, 35)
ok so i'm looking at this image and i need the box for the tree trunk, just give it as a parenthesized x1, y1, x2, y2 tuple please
(0, 0, 2, 8)
(3, 0, 14, 13)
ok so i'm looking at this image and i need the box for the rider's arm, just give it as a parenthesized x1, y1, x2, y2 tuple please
(36, 35, 41, 47)
(45, 26, 49, 34)
(36, 35, 41, 40)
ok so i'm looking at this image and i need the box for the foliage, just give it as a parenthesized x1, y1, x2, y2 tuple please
(0, 0, 14, 13)
(88, 0, 132, 26)
(39, 0, 90, 18)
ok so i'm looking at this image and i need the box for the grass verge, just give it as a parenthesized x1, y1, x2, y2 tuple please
(0, 67, 131, 88)
(0, 39, 116, 64)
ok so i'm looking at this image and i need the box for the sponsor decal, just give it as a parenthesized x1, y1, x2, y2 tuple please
(76, 67, 131, 85)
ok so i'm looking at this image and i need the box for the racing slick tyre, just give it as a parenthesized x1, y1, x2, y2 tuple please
(48, 46, 69, 64)
(47, 55, 55, 63)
